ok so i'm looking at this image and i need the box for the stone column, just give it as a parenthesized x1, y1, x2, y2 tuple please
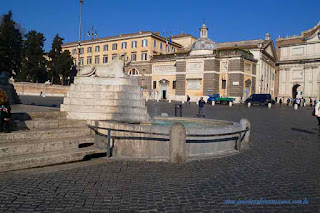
(239, 118, 251, 151)
(169, 123, 186, 163)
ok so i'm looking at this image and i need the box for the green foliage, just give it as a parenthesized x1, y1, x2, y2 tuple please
(16, 30, 47, 82)
(0, 11, 23, 77)
(47, 34, 74, 84)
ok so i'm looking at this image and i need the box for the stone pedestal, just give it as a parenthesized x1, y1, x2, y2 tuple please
(61, 76, 150, 123)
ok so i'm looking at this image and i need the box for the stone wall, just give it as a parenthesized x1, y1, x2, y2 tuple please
(14, 82, 69, 97)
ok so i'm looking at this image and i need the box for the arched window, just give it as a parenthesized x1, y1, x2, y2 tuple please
(128, 68, 140, 76)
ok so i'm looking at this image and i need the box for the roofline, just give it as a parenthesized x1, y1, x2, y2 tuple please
(277, 21, 320, 41)
(62, 31, 182, 48)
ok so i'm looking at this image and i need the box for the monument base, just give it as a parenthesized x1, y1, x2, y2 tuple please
(61, 76, 150, 124)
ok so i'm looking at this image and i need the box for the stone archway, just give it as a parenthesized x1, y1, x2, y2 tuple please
(292, 84, 300, 99)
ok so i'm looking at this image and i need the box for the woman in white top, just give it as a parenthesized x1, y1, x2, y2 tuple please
(315, 100, 320, 135)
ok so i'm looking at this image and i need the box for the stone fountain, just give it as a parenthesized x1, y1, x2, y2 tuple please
(61, 55, 250, 162)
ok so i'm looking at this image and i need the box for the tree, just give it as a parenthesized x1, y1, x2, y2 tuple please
(48, 34, 74, 84)
(0, 11, 23, 77)
(17, 30, 47, 82)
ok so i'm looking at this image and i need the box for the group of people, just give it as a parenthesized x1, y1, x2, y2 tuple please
(0, 89, 11, 133)
(279, 97, 315, 107)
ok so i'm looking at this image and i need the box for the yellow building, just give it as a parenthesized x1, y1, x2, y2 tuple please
(61, 31, 182, 68)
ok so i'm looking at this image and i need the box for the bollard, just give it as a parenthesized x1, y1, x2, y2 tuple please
(239, 118, 251, 151)
(268, 103, 272, 109)
(212, 101, 215, 106)
(169, 123, 186, 163)
(182, 100, 185, 104)
(248, 102, 251, 108)
(175, 104, 183, 117)
(157, 98, 159, 102)
(196, 101, 199, 105)
(229, 101, 233, 107)
(294, 104, 298, 110)
(169, 99, 172, 103)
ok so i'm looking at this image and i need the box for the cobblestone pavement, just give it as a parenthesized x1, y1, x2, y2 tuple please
(0, 100, 319, 212)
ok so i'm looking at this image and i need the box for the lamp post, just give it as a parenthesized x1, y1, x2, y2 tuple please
(78, 0, 83, 74)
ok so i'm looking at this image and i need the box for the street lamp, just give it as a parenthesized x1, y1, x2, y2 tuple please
(78, 0, 84, 74)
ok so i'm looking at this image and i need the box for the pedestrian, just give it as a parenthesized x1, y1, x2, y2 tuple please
(279, 98, 282, 106)
(186, 95, 191, 105)
(0, 89, 11, 133)
(310, 97, 313, 107)
(303, 98, 306, 107)
(197, 97, 205, 117)
(287, 98, 290, 106)
(313, 100, 320, 135)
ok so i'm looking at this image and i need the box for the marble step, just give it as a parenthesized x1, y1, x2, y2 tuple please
(0, 127, 91, 142)
(0, 146, 106, 173)
(61, 104, 148, 114)
(66, 90, 141, 100)
(11, 119, 87, 131)
(70, 84, 141, 93)
(12, 111, 67, 121)
(63, 98, 145, 107)
(0, 136, 95, 157)
(74, 76, 138, 86)
(66, 112, 150, 123)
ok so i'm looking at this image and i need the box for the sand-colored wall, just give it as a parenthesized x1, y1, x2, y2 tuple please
(14, 82, 69, 97)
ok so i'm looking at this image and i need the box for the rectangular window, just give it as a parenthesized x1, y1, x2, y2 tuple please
(131, 52, 137, 61)
(95, 46, 100, 52)
(153, 81, 157, 89)
(141, 52, 147, 61)
(94, 56, 100, 64)
(87, 57, 92, 64)
(160, 43, 163, 50)
(79, 57, 83, 66)
(103, 55, 108, 63)
(153, 40, 156, 48)
(142, 39, 148, 47)
(222, 80, 226, 89)
(112, 43, 117, 50)
(87, 47, 92, 53)
(121, 42, 127, 49)
(103, 45, 108, 51)
(131, 41, 137, 48)
(112, 54, 117, 60)
(187, 79, 201, 90)
(172, 81, 176, 89)
(245, 63, 251, 72)
(72, 48, 76, 54)
(79, 48, 84, 54)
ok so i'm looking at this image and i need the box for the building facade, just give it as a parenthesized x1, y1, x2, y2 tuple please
(216, 34, 277, 97)
(61, 31, 182, 70)
(277, 21, 320, 101)
(149, 23, 257, 102)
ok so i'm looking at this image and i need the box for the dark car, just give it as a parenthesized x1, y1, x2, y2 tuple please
(245, 94, 275, 105)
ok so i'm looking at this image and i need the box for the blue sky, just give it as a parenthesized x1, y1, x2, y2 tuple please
(1, 0, 319, 52)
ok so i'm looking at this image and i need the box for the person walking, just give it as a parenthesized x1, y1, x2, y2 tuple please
(310, 97, 313, 107)
(287, 98, 290, 106)
(314, 100, 320, 135)
(197, 97, 205, 117)
(186, 95, 191, 105)
(0, 89, 11, 133)
(279, 98, 283, 106)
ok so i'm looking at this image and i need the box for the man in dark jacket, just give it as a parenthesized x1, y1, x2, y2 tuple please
(0, 90, 11, 133)
(198, 97, 205, 117)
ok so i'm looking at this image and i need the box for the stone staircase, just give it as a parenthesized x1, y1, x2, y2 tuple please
(0, 111, 106, 173)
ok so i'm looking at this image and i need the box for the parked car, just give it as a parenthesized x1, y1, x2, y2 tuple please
(245, 94, 275, 105)
(207, 94, 234, 104)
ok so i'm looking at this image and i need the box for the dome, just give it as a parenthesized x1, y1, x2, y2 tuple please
(190, 22, 216, 55)
(190, 37, 215, 51)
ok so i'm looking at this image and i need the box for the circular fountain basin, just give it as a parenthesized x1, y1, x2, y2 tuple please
(88, 117, 247, 161)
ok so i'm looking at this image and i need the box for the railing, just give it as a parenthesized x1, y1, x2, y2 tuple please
(88, 124, 250, 158)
